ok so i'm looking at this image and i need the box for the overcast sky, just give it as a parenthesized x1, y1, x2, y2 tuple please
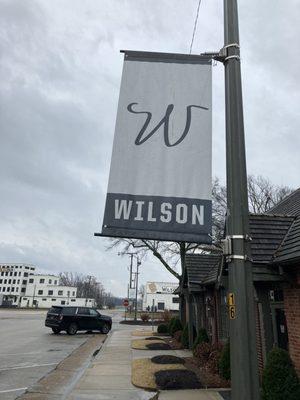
(1, 0, 299, 297)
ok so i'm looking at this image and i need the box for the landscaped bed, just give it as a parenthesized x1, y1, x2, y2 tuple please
(131, 338, 171, 350)
(131, 357, 202, 390)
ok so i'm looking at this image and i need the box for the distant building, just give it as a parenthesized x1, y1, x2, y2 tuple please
(0, 265, 96, 308)
(143, 281, 179, 312)
(0, 264, 35, 306)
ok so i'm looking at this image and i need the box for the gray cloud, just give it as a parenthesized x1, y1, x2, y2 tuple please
(0, 0, 299, 295)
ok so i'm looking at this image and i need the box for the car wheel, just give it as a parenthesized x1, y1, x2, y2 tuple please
(67, 323, 78, 335)
(52, 327, 61, 334)
(101, 323, 110, 334)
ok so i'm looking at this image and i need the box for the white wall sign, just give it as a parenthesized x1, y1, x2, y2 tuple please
(101, 50, 212, 243)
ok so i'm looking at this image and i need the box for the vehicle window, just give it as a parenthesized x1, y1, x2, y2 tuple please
(77, 307, 89, 315)
(89, 309, 98, 316)
(62, 307, 76, 315)
(49, 307, 62, 314)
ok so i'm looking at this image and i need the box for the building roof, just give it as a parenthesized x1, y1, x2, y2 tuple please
(185, 254, 222, 290)
(249, 214, 295, 264)
(267, 188, 300, 216)
(266, 188, 300, 264)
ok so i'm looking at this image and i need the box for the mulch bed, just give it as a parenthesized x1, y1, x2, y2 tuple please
(146, 342, 171, 350)
(144, 337, 164, 341)
(151, 355, 185, 365)
(184, 357, 230, 388)
(154, 369, 203, 390)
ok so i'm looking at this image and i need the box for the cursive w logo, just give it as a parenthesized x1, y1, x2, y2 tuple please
(127, 102, 208, 147)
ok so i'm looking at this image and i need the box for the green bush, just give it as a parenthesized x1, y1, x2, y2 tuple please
(157, 323, 169, 334)
(181, 324, 189, 348)
(262, 347, 300, 400)
(169, 318, 183, 336)
(193, 328, 209, 350)
(218, 341, 230, 380)
(168, 317, 176, 334)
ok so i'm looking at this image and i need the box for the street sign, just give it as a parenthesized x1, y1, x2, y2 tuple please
(100, 50, 212, 244)
(123, 299, 129, 307)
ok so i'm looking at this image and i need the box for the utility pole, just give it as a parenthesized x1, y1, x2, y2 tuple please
(223, 1, 260, 399)
(134, 258, 141, 321)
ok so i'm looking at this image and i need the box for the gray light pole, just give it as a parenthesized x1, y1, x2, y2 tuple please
(223, 1, 260, 399)
(134, 258, 141, 321)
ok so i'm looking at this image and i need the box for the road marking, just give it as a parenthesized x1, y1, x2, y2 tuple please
(0, 387, 27, 393)
(0, 362, 57, 371)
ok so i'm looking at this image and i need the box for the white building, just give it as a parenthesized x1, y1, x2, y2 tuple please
(143, 281, 179, 312)
(0, 265, 96, 308)
(20, 274, 96, 308)
(0, 264, 35, 306)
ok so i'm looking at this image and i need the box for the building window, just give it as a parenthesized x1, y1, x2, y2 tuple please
(10, 272, 12, 276)
(38, 290, 43, 295)
(42, 299, 47, 301)
(51, 298, 56, 301)
(29, 279, 34, 283)
(14, 272, 17, 276)
(172, 297, 179, 303)
(71, 299, 76, 302)
(11, 287, 15, 292)
(157, 302, 165, 310)
(21, 288, 25, 293)
(49, 279, 52, 284)
(4, 279, 7, 284)
(2, 287, 5, 292)
(16, 287, 19, 292)
(54, 280, 57, 285)
(58, 290, 63, 296)
(0, 279, 2, 284)
(24, 272, 28, 277)
(48, 290, 53, 295)
(40, 279, 45, 284)
(7, 287, 10, 292)
(17, 280, 20, 284)
(72, 291, 75, 296)
(61, 300, 66, 305)
(18, 272, 21, 276)
(23, 297, 27, 300)
(13, 280, 16, 284)
(22, 280, 27, 285)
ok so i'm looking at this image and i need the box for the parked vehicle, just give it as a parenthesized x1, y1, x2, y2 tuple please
(45, 306, 112, 335)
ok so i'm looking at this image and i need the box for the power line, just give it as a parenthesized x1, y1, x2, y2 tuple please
(189, 0, 202, 54)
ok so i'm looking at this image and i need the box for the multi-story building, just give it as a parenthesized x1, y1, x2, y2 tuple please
(0, 264, 35, 306)
(20, 274, 95, 308)
(142, 281, 179, 312)
(0, 265, 96, 308)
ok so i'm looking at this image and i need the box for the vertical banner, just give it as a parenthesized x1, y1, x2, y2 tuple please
(101, 51, 212, 243)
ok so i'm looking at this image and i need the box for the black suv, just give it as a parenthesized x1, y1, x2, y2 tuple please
(45, 306, 112, 335)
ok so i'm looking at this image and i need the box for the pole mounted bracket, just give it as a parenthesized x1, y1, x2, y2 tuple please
(201, 43, 240, 63)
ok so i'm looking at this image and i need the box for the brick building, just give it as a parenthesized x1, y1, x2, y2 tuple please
(181, 188, 300, 376)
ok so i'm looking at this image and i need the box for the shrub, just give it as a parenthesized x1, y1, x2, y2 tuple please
(157, 323, 169, 334)
(262, 347, 300, 400)
(181, 324, 189, 348)
(140, 313, 149, 322)
(161, 310, 172, 323)
(193, 328, 209, 350)
(194, 342, 211, 363)
(218, 341, 230, 380)
(174, 330, 182, 342)
(206, 343, 223, 374)
(169, 318, 183, 336)
(168, 317, 177, 334)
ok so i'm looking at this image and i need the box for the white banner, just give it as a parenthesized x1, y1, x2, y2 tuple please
(101, 51, 212, 243)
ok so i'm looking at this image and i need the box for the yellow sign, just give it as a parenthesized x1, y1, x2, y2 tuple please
(229, 305, 236, 319)
(228, 292, 235, 305)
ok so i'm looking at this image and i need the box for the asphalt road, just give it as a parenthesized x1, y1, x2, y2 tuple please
(0, 309, 119, 400)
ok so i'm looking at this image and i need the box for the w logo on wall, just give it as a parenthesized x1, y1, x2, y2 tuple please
(100, 50, 212, 244)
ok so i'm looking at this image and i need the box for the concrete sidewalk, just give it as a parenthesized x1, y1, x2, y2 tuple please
(67, 327, 230, 400)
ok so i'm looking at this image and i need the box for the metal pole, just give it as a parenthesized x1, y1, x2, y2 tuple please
(134, 259, 140, 321)
(223, 1, 260, 399)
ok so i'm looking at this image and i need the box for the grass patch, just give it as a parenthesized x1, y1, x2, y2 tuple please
(132, 358, 186, 390)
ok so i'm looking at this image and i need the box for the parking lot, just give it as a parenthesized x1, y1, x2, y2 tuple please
(0, 309, 118, 400)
